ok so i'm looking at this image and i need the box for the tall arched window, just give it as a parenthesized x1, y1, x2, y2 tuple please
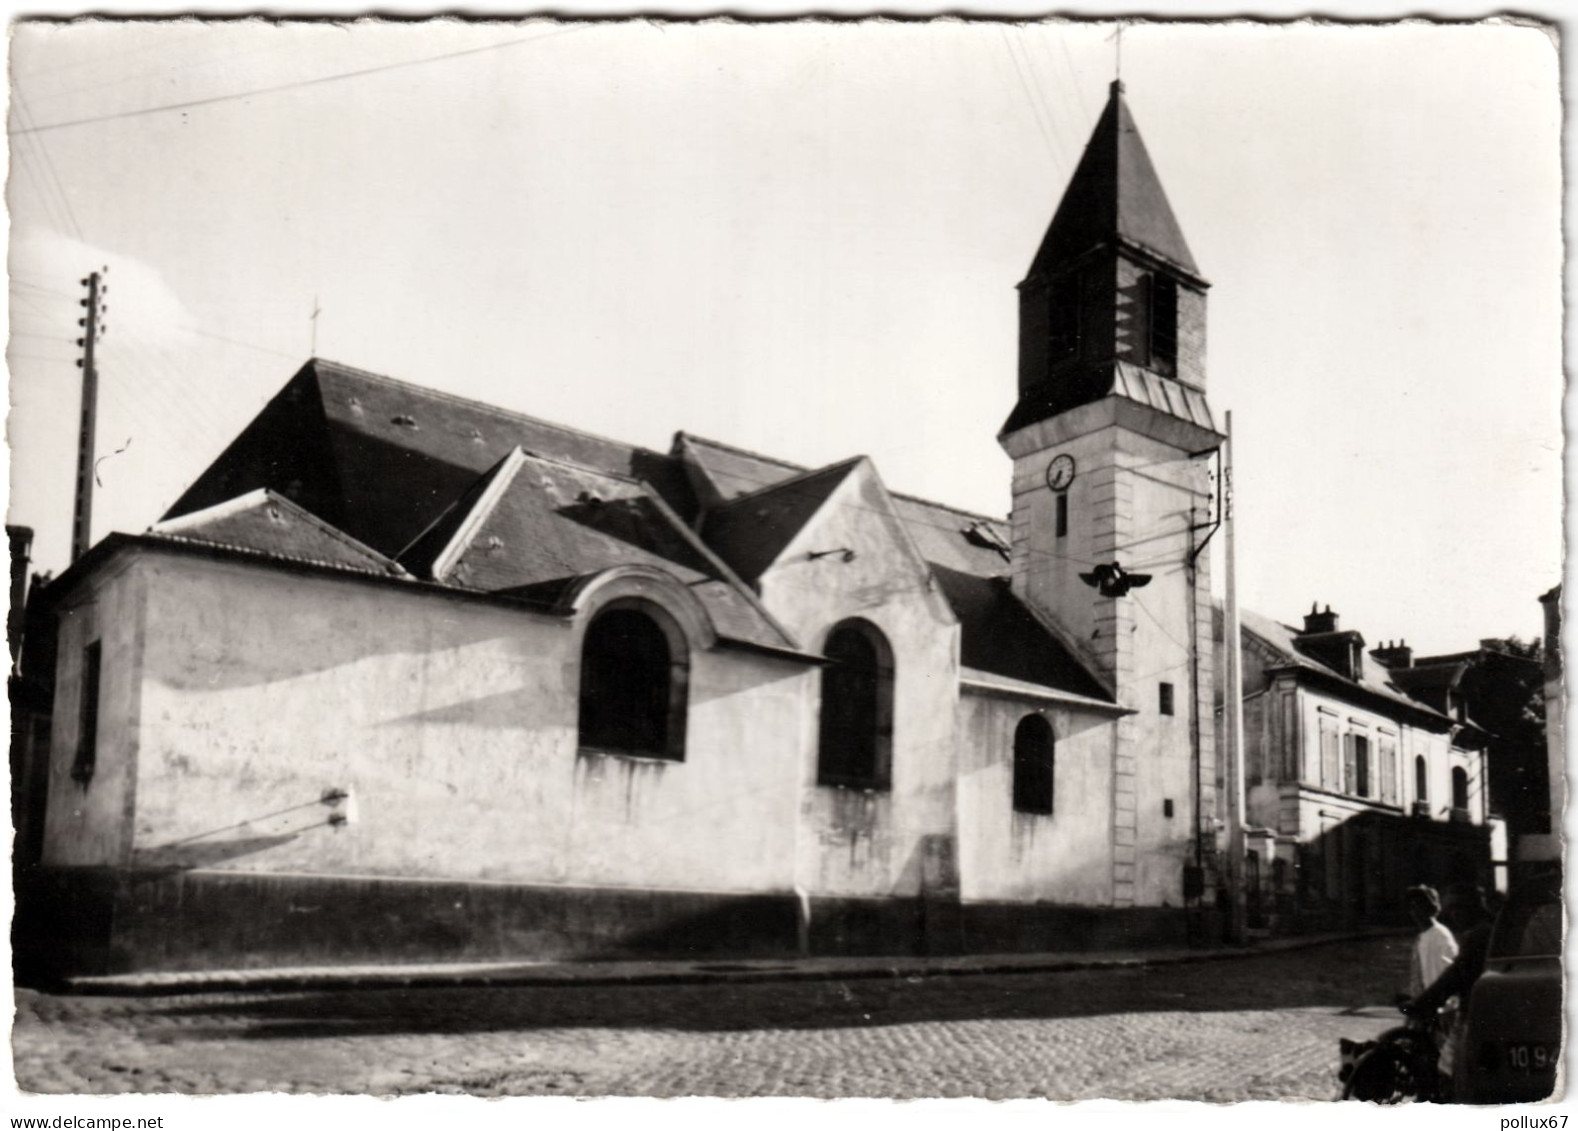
(1012, 714, 1055, 815)
(578, 603, 688, 761)
(1415, 756, 1428, 804)
(1451, 766, 1469, 812)
(817, 620, 894, 789)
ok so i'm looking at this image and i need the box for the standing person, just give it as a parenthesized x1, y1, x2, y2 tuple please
(1406, 883, 1495, 1099)
(1405, 885, 1458, 999)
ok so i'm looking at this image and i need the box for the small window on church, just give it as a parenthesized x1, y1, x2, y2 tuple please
(1415, 755, 1429, 802)
(578, 604, 688, 761)
(817, 620, 894, 790)
(1055, 493, 1068, 538)
(1012, 714, 1055, 815)
(1159, 682, 1174, 716)
(1151, 275, 1179, 375)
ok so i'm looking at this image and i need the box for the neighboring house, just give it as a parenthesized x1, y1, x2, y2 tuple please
(1391, 640, 1548, 853)
(1219, 604, 1492, 931)
(17, 81, 1229, 976)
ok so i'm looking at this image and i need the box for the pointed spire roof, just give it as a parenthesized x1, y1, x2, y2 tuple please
(1026, 81, 1202, 284)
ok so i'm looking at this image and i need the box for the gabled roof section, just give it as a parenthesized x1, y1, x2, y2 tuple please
(701, 458, 863, 582)
(934, 566, 1110, 702)
(165, 359, 697, 561)
(673, 431, 801, 505)
(1026, 80, 1202, 284)
(149, 489, 407, 578)
(1237, 607, 1454, 726)
(678, 432, 1015, 580)
(396, 447, 528, 582)
(1389, 662, 1468, 716)
(436, 450, 792, 649)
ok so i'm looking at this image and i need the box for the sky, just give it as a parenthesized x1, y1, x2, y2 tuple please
(5, 15, 1564, 660)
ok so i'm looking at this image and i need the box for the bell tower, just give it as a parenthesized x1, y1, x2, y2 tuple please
(1000, 81, 1223, 911)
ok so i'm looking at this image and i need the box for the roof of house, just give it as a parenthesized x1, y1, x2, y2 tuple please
(156, 358, 1109, 699)
(1237, 606, 1455, 726)
(1387, 662, 1467, 716)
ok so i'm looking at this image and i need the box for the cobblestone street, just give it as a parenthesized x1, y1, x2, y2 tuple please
(14, 937, 1409, 1100)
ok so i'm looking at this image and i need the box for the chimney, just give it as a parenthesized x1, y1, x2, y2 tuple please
(1301, 602, 1339, 635)
(1371, 639, 1413, 669)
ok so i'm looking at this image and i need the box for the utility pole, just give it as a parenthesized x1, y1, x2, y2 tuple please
(71, 267, 107, 563)
(1222, 409, 1248, 944)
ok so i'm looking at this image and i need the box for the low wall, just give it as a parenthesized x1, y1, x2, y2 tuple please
(15, 867, 1200, 980)
(16, 867, 802, 978)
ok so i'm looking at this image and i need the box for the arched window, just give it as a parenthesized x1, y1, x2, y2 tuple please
(578, 604, 687, 761)
(1012, 714, 1055, 815)
(1451, 766, 1469, 811)
(1415, 756, 1428, 803)
(817, 620, 894, 789)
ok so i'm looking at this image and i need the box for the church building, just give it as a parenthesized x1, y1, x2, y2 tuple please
(20, 82, 1229, 975)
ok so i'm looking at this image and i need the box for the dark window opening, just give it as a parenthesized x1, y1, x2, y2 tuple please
(1159, 681, 1175, 716)
(578, 605, 687, 761)
(1353, 734, 1370, 798)
(1452, 766, 1470, 811)
(71, 640, 102, 784)
(1151, 274, 1178, 375)
(1163, 798, 1175, 819)
(1415, 755, 1429, 802)
(1012, 714, 1055, 815)
(1048, 272, 1081, 362)
(1055, 492, 1068, 538)
(817, 620, 894, 789)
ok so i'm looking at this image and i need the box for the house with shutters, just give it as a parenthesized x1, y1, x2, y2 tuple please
(1220, 604, 1493, 932)
(21, 80, 1256, 975)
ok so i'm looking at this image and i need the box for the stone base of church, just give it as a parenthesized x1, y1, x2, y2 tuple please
(959, 901, 1191, 953)
(15, 867, 1197, 981)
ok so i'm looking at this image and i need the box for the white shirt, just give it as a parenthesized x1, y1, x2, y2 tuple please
(1410, 920, 1459, 997)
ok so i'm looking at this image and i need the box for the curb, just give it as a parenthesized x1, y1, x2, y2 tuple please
(56, 930, 1403, 997)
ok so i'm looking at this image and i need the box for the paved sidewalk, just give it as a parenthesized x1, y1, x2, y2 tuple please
(62, 929, 1401, 996)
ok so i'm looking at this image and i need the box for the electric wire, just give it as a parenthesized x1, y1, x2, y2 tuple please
(11, 26, 590, 137)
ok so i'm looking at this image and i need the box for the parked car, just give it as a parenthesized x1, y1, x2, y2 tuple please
(1455, 879, 1563, 1103)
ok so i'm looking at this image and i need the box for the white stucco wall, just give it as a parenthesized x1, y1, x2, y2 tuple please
(955, 690, 1115, 905)
(754, 462, 963, 901)
(41, 551, 147, 866)
(104, 547, 810, 894)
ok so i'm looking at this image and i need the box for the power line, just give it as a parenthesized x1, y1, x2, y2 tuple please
(996, 29, 1060, 168)
(11, 26, 589, 137)
(177, 324, 300, 360)
(11, 78, 87, 241)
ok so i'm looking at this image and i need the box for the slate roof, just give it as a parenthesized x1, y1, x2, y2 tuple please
(405, 447, 790, 649)
(1026, 80, 1202, 284)
(676, 433, 1016, 580)
(933, 567, 1109, 702)
(1001, 359, 1218, 439)
(158, 359, 1107, 698)
(150, 489, 407, 578)
(1237, 607, 1455, 727)
(166, 360, 696, 562)
(702, 459, 863, 582)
